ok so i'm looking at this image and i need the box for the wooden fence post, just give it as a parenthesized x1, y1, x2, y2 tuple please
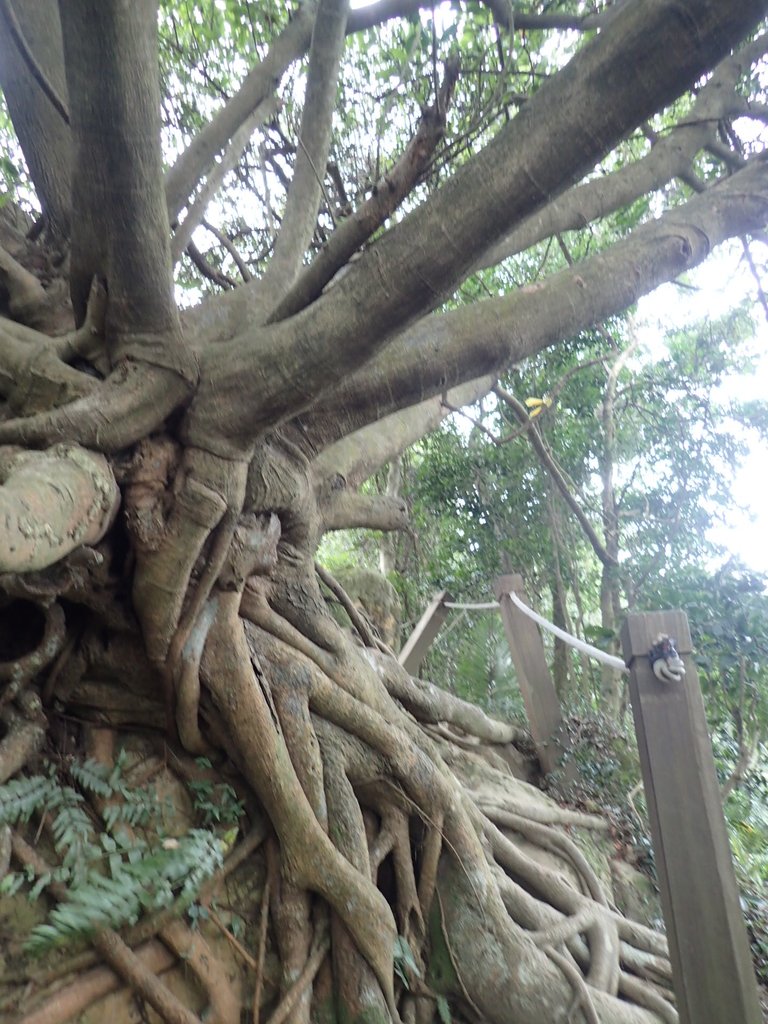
(398, 590, 452, 676)
(620, 610, 761, 1024)
(494, 574, 571, 776)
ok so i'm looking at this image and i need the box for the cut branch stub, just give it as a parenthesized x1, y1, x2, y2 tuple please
(0, 444, 119, 573)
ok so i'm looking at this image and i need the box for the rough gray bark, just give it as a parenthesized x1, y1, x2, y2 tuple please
(299, 160, 768, 458)
(59, 0, 187, 359)
(182, 0, 768, 452)
(0, 3, 767, 1023)
(0, 0, 71, 241)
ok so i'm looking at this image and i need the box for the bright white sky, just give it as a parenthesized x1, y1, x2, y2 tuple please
(637, 243, 768, 575)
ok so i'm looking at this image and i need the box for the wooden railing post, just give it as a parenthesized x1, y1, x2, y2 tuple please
(494, 574, 571, 776)
(620, 610, 761, 1024)
(398, 590, 452, 676)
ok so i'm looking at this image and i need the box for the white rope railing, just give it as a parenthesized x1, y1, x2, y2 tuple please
(443, 601, 499, 611)
(444, 593, 629, 674)
(507, 591, 629, 674)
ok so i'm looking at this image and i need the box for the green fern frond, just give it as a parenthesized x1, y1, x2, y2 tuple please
(69, 758, 114, 799)
(50, 797, 98, 879)
(25, 829, 224, 953)
(103, 791, 157, 830)
(1, 757, 230, 956)
(0, 872, 25, 897)
(0, 775, 57, 825)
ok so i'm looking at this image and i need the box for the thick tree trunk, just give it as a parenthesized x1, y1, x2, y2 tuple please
(2, 2, 767, 1021)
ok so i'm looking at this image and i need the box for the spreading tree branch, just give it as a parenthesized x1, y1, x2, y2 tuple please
(271, 54, 460, 321)
(350, 0, 624, 33)
(0, 0, 69, 125)
(164, 5, 316, 225)
(201, 220, 252, 282)
(185, 240, 238, 290)
(741, 234, 768, 321)
(312, 377, 494, 486)
(476, 32, 768, 271)
(0, 0, 71, 240)
(298, 158, 768, 454)
(170, 98, 278, 266)
(183, 0, 768, 454)
(59, 0, 193, 377)
(254, 0, 351, 311)
(165, 0, 461, 227)
(0, 0, 199, 452)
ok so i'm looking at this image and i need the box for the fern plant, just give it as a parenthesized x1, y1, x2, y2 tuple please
(24, 829, 224, 954)
(0, 752, 237, 953)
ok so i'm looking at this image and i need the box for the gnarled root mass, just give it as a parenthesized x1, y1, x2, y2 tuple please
(0, 455, 674, 1024)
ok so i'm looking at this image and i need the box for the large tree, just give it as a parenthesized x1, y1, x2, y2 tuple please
(1, 2, 767, 1023)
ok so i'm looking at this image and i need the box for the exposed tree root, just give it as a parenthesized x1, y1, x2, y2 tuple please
(202, 597, 402, 1020)
(10, 834, 201, 1024)
(0, 361, 193, 452)
(375, 652, 529, 745)
(160, 918, 241, 1024)
(545, 944, 601, 1024)
(2, 3, 761, 1018)
(16, 941, 177, 1024)
(315, 560, 380, 648)
(0, 478, 680, 1024)
(235, 579, 674, 1022)
(253, 869, 273, 1019)
(266, 928, 330, 1024)
(0, 691, 46, 783)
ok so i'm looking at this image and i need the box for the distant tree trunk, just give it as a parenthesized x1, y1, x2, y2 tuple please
(598, 340, 637, 717)
(546, 491, 572, 699)
(379, 456, 403, 577)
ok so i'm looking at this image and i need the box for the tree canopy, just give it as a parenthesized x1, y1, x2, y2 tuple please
(1, 2, 768, 1024)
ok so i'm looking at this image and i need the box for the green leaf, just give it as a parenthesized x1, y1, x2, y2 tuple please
(436, 994, 452, 1024)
